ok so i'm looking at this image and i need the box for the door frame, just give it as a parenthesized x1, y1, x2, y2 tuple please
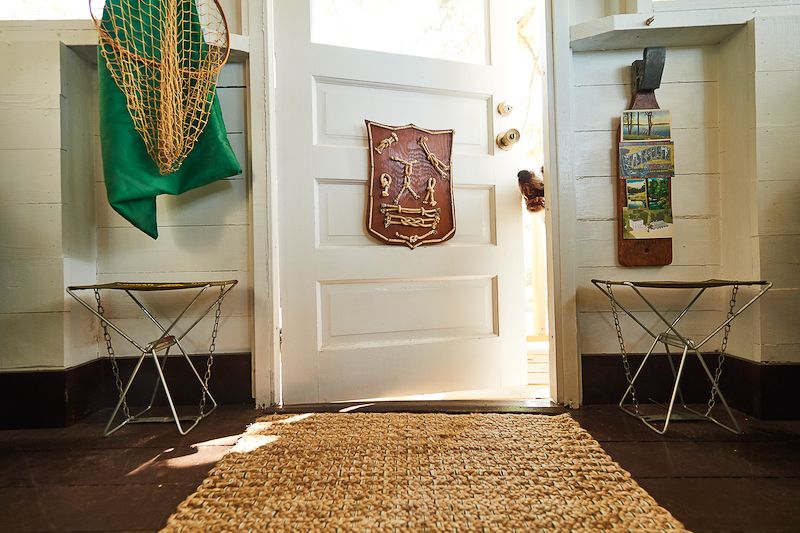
(247, 0, 282, 407)
(542, 0, 581, 408)
(248, 0, 581, 407)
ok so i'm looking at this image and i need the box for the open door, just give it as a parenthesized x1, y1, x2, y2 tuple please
(276, 0, 529, 404)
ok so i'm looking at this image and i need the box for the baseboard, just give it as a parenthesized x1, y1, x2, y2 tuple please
(581, 353, 800, 420)
(0, 352, 253, 429)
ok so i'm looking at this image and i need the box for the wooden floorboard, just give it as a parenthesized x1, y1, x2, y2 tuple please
(0, 404, 798, 532)
(572, 405, 800, 533)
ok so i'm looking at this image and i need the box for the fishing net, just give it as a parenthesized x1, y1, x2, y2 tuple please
(92, 0, 230, 175)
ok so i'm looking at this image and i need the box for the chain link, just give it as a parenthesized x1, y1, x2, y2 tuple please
(199, 286, 224, 415)
(606, 282, 640, 415)
(707, 284, 739, 415)
(94, 289, 130, 419)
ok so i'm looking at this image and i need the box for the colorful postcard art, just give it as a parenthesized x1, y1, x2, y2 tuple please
(622, 176, 673, 240)
(621, 109, 671, 141)
(625, 178, 647, 209)
(619, 140, 674, 179)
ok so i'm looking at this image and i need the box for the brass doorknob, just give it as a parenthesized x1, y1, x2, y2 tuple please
(496, 129, 520, 150)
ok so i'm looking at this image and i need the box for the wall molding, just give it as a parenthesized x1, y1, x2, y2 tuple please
(582, 353, 800, 420)
(0, 353, 253, 429)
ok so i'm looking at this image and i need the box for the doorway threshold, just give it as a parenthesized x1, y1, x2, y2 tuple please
(266, 398, 566, 416)
(357, 385, 551, 403)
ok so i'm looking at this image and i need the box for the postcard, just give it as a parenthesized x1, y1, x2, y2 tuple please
(646, 176, 671, 211)
(622, 206, 673, 240)
(625, 178, 647, 209)
(621, 109, 671, 141)
(621, 176, 673, 240)
(619, 140, 674, 179)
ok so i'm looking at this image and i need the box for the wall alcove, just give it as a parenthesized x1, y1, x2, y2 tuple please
(0, 15, 255, 374)
(560, 0, 800, 415)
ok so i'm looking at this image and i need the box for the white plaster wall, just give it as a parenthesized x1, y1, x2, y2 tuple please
(570, 0, 615, 25)
(573, 45, 726, 355)
(218, 0, 245, 35)
(1, 41, 70, 369)
(569, 0, 656, 24)
(93, 62, 252, 361)
(0, 39, 252, 369)
(569, 6, 800, 365)
(718, 20, 759, 362)
(753, 16, 800, 362)
(61, 44, 101, 368)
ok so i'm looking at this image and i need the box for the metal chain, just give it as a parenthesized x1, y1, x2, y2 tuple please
(94, 289, 130, 419)
(606, 282, 640, 414)
(707, 284, 739, 415)
(199, 286, 225, 415)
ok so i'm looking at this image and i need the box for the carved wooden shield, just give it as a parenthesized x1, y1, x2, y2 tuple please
(365, 120, 455, 249)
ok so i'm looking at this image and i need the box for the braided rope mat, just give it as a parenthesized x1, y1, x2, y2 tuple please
(162, 413, 687, 532)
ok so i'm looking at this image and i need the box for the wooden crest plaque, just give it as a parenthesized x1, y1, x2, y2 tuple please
(365, 120, 455, 249)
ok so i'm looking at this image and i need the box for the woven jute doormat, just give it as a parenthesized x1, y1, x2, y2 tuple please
(162, 413, 687, 532)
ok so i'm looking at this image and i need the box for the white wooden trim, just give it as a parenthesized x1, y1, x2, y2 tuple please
(626, 0, 654, 13)
(544, 0, 581, 407)
(654, 0, 798, 12)
(570, 14, 744, 52)
(249, 0, 282, 407)
(0, 20, 250, 62)
(571, 4, 800, 52)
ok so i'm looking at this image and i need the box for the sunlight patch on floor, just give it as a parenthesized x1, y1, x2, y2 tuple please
(192, 434, 243, 447)
(126, 443, 234, 476)
(229, 413, 314, 454)
(353, 384, 551, 404)
(339, 403, 376, 412)
(231, 434, 279, 454)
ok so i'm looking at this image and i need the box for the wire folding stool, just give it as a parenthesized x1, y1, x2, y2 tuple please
(591, 279, 771, 434)
(67, 280, 237, 436)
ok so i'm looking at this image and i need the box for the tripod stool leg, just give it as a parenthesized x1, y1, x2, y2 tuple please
(650, 345, 689, 435)
(173, 338, 218, 417)
(137, 347, 172, 417)
(104, 350, 148, 437)
(693, 349, 741, 434)
(619, 335, 660, 416)
(150, 348, 191, 435)
(665, 344, 689, 409)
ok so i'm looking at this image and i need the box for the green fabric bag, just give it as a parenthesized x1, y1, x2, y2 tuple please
(97, 1, 242, 239)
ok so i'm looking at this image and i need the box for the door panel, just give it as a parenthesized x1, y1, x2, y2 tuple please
(316, 181, 495, 247)
(314, 78, 491, 153)
(319, 276, 498, 351)
(277, 0, 525, 403)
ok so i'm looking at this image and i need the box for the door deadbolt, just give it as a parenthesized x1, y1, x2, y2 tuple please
(496, 129, 520, 150)
(497, 101, 514, 116)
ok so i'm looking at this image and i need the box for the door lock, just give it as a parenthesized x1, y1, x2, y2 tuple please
(496, 128, 520, 150)
(497, 101, 514, 116)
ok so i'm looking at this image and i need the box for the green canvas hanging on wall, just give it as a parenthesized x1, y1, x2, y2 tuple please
(96, 0, 241, 239)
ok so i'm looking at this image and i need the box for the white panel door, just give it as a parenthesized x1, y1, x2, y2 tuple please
(276, 0, 527, 403)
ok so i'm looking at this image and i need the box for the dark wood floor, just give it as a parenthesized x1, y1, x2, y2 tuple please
(1, 404, 798, 532)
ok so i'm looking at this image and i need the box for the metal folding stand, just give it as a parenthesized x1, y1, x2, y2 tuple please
(591, 279, 771, 434)
(67, 280, 237, 436)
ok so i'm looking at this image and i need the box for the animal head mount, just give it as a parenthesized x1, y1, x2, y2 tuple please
(517, 167, 545, 213)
